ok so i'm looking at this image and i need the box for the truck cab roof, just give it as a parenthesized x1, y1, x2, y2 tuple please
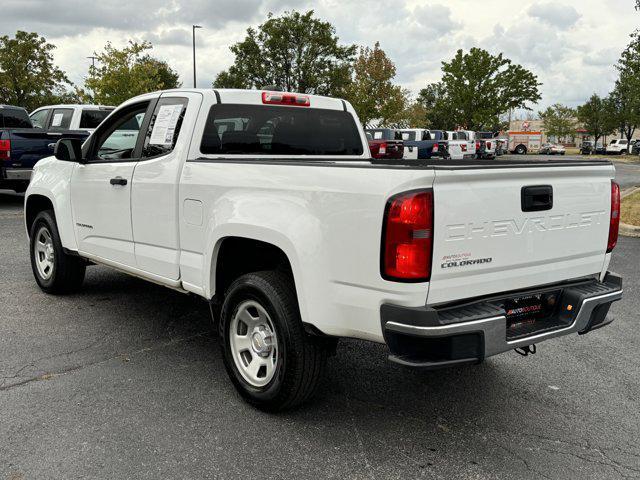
(30, 104, 115, 115)
(0, 105, 28, 111)
(0, 105, 32, 129)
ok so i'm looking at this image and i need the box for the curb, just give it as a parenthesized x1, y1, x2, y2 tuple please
(619, 222, 640, 238)
(620, 186, 640, 238)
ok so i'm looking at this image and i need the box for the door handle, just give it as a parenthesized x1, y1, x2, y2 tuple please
(110, 177, 128, 186)
(521, 185, 553, 212)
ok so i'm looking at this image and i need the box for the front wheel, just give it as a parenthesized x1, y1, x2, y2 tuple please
(30, 210, 86, 294)
(220, 271, 329, 411)
(515, 145, 527, 155)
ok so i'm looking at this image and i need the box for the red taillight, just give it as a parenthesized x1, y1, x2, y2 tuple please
(382, 190, 433, 281)
(262, 91, 310, 107)
(486, 141, 492, 150)
(607, 181, 620, 253)
(476, 141, 480, 151)
(0, 139, 10, 160)
(379, 142, 387, 155)
(432, 143, 439, 153)
(461, 144, 467, 152)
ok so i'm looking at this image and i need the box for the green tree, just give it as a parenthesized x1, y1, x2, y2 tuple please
(213, 10, 356, 96)
(344, 42, 407, 127)
(612, 31, 640, 142)
(84, 41, 180, 105)
(0, 31, 72, 111)
(416, 82, 456, 130)
(418, 48, 541, 130)
(576, 93, 617, 145)
(539, 103, 576, 142)
(397, 101, 429, 129)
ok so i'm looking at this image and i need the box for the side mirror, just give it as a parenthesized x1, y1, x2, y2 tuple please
(54, 138, 84, 162)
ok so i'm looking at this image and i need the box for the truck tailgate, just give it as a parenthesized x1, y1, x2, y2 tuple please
(427, 164, 614, 305)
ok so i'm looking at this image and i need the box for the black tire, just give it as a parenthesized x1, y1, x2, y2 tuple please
(29, 210, 85, 294)
(220, 270, 329, 411)
(515, 145, 527, 155)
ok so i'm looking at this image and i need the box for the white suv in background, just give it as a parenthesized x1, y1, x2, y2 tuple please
(606, 138, 629, 155)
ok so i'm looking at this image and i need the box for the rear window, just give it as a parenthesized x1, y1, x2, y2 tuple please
(368, 129, 401, 141)
(80, 109, 113, 129)
(48, 108, 73, 130)
(201, 105, 363, 156)
(1, 108, 32, 128)
(400, 131, 416, 141)
(454, 132, 468, 140)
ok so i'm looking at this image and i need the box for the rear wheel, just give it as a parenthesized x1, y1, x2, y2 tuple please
(515, 145, 527, 155)
(29, 210, 85, 294)
(220, 271, 329, 411)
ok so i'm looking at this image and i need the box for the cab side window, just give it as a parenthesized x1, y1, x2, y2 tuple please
(48, 108, 73, 130)
(141, 98, 188, 158)
(89, 102, 150, 162)
(30, 109, 49, 129)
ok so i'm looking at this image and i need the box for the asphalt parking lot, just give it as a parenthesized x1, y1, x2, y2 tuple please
(1, 156, 640, 479)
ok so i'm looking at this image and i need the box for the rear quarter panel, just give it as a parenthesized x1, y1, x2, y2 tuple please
(179, 161, 436, 342)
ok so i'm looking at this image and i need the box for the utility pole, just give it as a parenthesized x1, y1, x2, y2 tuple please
(87, 56, 98, 69)
(192, 25, 202, 88)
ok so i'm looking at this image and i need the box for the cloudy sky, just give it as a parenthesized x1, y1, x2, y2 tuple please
(2, 0, 639, 111)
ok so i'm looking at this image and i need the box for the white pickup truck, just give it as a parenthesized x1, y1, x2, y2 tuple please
(474, 131, 497, 159)
(25, 89, 623, 411)
(29, 104, 114, 133)
(444, 130, 475, 160)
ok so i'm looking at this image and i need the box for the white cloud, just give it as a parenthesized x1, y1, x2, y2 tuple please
(527, 2, 581, 28)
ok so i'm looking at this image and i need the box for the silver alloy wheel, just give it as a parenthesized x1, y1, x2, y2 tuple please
(229, 300, 278, 387)
(34, 226, 55, 280)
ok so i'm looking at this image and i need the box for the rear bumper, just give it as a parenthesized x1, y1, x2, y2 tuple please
(3, 168, 32, 181)
(380, 273, 623, 369)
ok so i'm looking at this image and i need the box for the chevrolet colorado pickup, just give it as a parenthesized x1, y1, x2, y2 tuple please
(25, 89, 623, 411)
(1, 104, 92, 192)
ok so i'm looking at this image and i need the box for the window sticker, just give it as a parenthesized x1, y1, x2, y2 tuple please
(150, 104, 183, 145)
(51, 113, 64, 127)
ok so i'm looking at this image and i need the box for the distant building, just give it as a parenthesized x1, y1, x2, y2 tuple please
(508, 119, 640, 147)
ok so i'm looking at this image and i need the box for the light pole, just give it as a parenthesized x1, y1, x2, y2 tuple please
(192, 25, 202, 88)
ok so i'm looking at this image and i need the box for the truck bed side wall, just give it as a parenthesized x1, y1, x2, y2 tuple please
(179, 161, 435, 342)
